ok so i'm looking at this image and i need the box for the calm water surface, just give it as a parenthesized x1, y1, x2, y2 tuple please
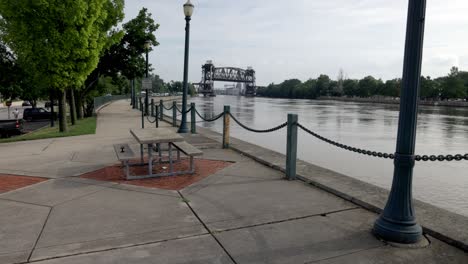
(189, 95, 468, 217)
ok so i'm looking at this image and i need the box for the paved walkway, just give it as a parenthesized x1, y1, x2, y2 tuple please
(0, 100, 466, 263)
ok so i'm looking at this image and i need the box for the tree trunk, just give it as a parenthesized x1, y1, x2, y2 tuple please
(58, 90, 68, 132)
(68, 88, 77, 125)
(76, 96, 84, 119)
(49, 93, 55, 127)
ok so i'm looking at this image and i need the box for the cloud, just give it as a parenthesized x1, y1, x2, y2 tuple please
(125, 0, 468, 85)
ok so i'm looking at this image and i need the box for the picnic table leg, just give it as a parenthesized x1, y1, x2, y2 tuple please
(140, 144, 144, 164)
(169, 143, 173, 174)
(157, 143, 162, 162)
(148, 143, 153, 176)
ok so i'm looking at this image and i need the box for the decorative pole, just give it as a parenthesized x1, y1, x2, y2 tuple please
(373, 0, 427, 244)
(144, 40, 151, 116)
(178, 0, 194, 133)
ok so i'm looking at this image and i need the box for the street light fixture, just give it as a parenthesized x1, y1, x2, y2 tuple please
(144, 40, 151, 116)
(178, 0, 194, 133)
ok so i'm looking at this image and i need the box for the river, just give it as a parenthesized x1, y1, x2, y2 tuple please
(188, 95, 468, 217)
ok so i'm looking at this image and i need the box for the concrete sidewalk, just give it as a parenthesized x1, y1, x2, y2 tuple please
(0, 100, 466, 263)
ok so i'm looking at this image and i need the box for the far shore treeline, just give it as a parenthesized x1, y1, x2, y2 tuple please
(257, 67, 468, 101)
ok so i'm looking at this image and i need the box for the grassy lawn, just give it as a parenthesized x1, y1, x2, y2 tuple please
(0, 117, 97, 143)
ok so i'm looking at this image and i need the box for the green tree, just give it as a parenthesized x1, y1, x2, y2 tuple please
(440, 67, 466, 100)
(383, 78, 401, 97)
(419, 76, 438, 100)
(0, 0, 124, 131)
(357, 76, 378, 97)
(343, 79, 358, 97)
(316, 74, 331, 96)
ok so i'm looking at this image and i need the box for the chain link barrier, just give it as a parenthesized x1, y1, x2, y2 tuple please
(161, 104, 173, 111)
(229, 113, 287, 133)
(195, 109, 224, 122)
(297, 122, 467, 162)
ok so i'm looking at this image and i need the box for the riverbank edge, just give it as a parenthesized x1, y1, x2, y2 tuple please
(190, 125, 468, 252)
(317, 96, 468, 108)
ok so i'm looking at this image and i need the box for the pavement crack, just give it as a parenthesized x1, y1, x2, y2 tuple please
(27, 207, 53, 262)
(26, 233, 210, 263)
(41, 140, 55, 152)
(0, 198, 52, 208)
(52, 188, 106, 207)
(178, 190, 238, 264)
(211, 207, 361, 234)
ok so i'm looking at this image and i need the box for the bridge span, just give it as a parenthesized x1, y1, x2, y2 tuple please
(195, 60, 256, 97)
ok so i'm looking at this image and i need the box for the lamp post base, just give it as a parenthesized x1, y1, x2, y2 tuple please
(373, 215, 422, 244)
(178, 125, 189, 134)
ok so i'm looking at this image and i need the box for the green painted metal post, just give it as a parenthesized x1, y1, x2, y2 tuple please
(172, 101, 177, 127)
(286, 114, 298, 180)
(190, 102, 196, 134)
(222, 105, 230, 149)
(155, 106, 159, 128)
(140, 98, 144, 129)
(373, 0, 426, 244)
(151, 99, 155, 117)
(159, 100, 164, 120)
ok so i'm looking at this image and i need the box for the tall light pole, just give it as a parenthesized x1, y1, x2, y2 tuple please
(144, 40, 151, 116)
(373, 0, 426, 244)
(178, 0, 194, 133)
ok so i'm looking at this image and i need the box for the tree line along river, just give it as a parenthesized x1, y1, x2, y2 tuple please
(189, 95, 468, 217)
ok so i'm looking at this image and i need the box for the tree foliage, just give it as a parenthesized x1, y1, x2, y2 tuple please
(257, 66, 468, 101)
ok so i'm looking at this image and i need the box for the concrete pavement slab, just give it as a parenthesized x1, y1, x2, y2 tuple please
(0, 200, 50, 264)
(31, 188, 205, 260)
(182, 176, 356, 231)
(0, 179, 104, 206)
(214, 208, 383, 264)
(315, 235, 467, 264)
(33, 235, 233, 264)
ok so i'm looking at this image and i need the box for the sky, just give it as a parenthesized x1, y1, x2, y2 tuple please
(124, 0, 468, 86)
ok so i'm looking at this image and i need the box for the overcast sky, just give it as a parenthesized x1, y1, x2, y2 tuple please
(124, 0, 468, 86)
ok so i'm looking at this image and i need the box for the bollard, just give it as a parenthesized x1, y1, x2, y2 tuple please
(151, 99, 155, 117)
(190, 102, 196, 134)
(141, 98, 144, 129)
(286, 114, 298, 180)
(139, 98, 143, 111)
(155, 106, 159, 128)
(223, 105, 230, 149)
(172, 101, 177, 127)
(159, 99, 164, 120)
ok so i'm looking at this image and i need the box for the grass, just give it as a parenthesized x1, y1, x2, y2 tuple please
(0, 117, 97, 143)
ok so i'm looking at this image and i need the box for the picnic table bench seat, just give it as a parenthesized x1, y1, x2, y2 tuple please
(113, 143, 136, 178)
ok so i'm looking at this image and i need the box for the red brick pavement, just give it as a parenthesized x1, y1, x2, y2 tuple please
(80, 158, 232, 191)
(0, 174, 48, 194)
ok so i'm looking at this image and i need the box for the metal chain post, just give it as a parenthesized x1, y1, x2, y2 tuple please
(191, 102, 196, 134)
(286, 114, 298, 180)
(151, 99, 155, 117)
(155, 106, 159, 128)
(159, 99, 164, 120)
(140, 97, 144, 129)
(223, 105, 230, 149)
(172, 101, 177, 127)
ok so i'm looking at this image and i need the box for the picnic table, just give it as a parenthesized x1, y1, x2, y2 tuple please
(129, 128, 184, 179)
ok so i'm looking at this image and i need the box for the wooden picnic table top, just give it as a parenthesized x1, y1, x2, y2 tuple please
(130, 128, 184, 144)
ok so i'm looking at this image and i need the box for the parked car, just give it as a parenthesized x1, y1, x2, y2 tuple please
(0, 119, 23, 138)
(22, 101, 32, 106)
(23, 108, 57, 121)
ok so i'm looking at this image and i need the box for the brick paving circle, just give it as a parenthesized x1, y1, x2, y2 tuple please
(80, 158, 233, 190)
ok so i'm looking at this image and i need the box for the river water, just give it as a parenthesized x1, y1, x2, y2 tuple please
(189, 95, 468, 217)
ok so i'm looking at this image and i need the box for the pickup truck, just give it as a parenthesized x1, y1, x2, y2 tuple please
(0, 119, 24, 138)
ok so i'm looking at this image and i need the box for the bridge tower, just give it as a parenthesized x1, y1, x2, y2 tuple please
(200, 60, 216, 97)
(244, 67, 256, 97)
